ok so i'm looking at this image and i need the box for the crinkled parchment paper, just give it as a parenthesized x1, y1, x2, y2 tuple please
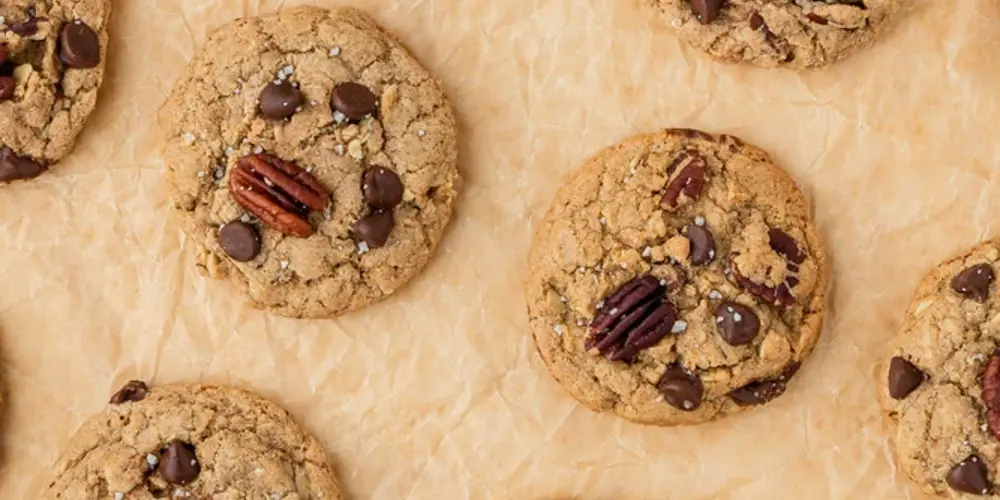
(0, 0, 997, 498)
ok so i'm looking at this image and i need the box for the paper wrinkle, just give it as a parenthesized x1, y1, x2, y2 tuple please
(0, 0, 997, 498)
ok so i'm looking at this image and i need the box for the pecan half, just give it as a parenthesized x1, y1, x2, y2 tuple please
(586, 275, 678, 362)
(229, 154, 331, 237)
(661, 152, 707, 210)
(981, 350, 1000, 441)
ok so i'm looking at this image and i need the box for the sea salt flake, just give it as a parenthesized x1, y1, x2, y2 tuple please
(280, 260, 289, 269)
(709, 290, 723, 300)
(554, 324, 566, 336)
(147, 454, 159, 467)
(253, 145, 263, 154)
(358, 242, 370, 254)
(642, 247, 651, 258)
(182, 132, 195, 145)
(114, 493, 124, 500)
(671, 320, 688, 333)
(329, 46, 341, 57)
(694, 216, 705, 226)
(333, 111, 347, 123)
(418, 129, 426, 137)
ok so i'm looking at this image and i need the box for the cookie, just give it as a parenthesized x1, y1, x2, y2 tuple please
(42, 381, 343, 499)
(643, 0, 903, 69)
(526, 128, 827, 426)
(880, 240, 1000, 497)
(160, 6, 459, 318)
(0, 0, 110, 183)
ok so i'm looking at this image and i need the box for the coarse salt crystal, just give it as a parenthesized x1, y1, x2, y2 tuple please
(329, 46, 341, 57)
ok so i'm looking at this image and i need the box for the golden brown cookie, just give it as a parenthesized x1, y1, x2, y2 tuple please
(881, 240, 1000, 497)
(0, 0, 111, 183)
(43, 382, 343, 499)
(160, 6, 459, 318)
(526, 128, 827, 426)
(643, 0, 904, 69)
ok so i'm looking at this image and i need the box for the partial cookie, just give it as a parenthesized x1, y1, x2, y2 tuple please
(43, 381, 343, 499)
(526, 128, 827, 426)
(0, 0, 110, 183)
(643, 0, 903, 69)
(161, 6, 459, 318)
(880, 240, 1000, 497)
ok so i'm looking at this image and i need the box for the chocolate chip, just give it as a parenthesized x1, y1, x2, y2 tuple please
(331, 82, 377, 120)
(158, 440, 200, 485)
(887, 356, 923, 400)
(714, 301, 760, 346)
(259, 80, 304, 120)
(749, 12, 765, 30)
(688, 0, 727, 24)
(353, 210, 394, 248)
(0, 45, 7, 66)
(657, 364, 703, 411)
(768, 228, 806, 264)
(12, 19, 39, 36)
(0, 76, 14, 101)
(59, 21, 100, 69)
(685, 224, 715, 266)
(729, 363, 800, 406)
(219, 221, 261, 262)
(0, 147, 44, 182)
(362, 166, 404, 209)
(109, 380, 149, 404)
(947, 455, 991, 495)
(951, 263, 995, 302)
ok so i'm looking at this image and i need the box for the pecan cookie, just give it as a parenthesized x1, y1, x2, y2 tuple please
(880, 240, 1000, 497)
(42, 382, 343, 499)
(526, 128, 827, 426)
(643, 0, 904, 69)
(0, 0, 110, 183)
(160, 6, 459, 318)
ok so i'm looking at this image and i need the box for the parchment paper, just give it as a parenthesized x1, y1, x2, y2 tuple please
(0, 0, 996, 497)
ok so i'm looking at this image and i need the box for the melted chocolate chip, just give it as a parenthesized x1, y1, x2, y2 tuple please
(0, 147, 44, 182)
(887, 356, 924, 400)
(951, 263, 995, 302)
(109, 380, 149, 404)
(59, 21, 101, 69)
(362, 166, 404, 210)
(259, 80, 304, 119)
(685, 223, 715, 266)
(331, 82, 377, 120)
(947, 455, 991, 495)
(714, 301, 760, 346)
(158, 440, 201, 485)
(353, 210, 394, 248)
(657, 364, 703, 411)
(219, 221, 261, 262)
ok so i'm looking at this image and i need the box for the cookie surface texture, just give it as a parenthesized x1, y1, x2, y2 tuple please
(526, 128, 828, 426)
(161, 6, 459, 318)
(43, 382, 343, 499)
(644, 0, 903, 69)
(881, 240, 1000, 498)
(0, 0, 111, 183)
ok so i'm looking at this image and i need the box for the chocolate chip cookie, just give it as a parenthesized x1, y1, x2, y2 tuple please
(643, 0, 903, 69)
(526, 128, 828, 426)
(161, 6, 459, 318)
(0, 0, 110, 183)
(43, 381, 343, 499)
(880, 240, 1000, 497)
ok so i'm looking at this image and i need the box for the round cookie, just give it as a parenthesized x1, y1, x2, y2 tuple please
(0, 0, 110, 183)
(43, 381, 343, 499)
(160, 6, 459, 318)
(526, 128, 827, 426)
(643, 0, 903, 69)
(880, 240, 1000, 497)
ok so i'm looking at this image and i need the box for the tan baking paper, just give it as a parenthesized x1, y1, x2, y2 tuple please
(0, 0, 996, 498)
